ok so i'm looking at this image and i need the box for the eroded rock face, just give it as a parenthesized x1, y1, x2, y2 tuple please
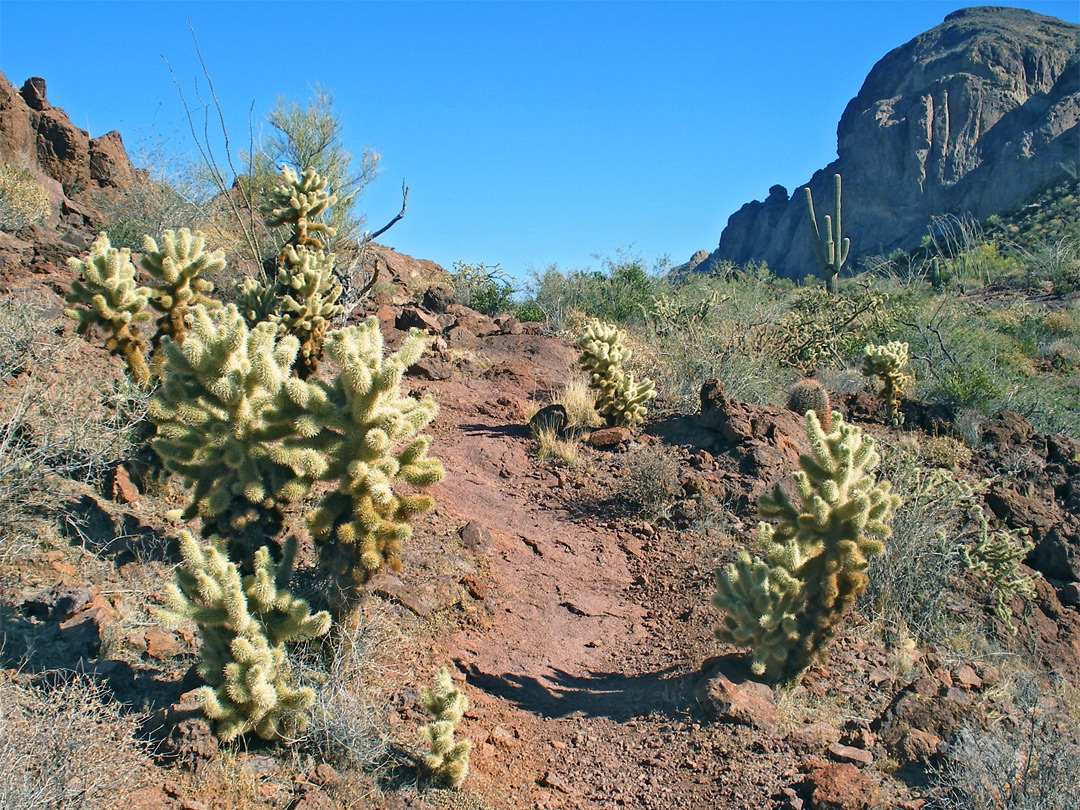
(706, 7, 1080, 280)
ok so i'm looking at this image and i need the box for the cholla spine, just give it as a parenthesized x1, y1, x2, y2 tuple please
(861, 340, 910, 425)
(161, 531, 330, 741)
(65, 233, 153, 387)
(418, 667, 471, 788)
(713, 412, 899, 682)
(578, 319, 656, 427)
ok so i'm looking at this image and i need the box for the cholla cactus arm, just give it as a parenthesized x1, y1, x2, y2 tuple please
(141, 228, 225, 346)
(861, 341, 910, 425)
(161, 530, 329, 742)
(714, 412, 899, 683)
(65, 233, 153, 387)
(278, 319, 443, 619)
(578, 319, 656, 427)
(261, 166, 337, 251)
(418, 668, 472, 788)
(270, 245, 344, 377)
(147, 305, 312, 561)
(713, 538, 807, 678)
(962, 506, 1038, 633)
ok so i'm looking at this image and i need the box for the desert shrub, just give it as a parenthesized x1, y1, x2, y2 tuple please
(1019, 235, 1080, 294)
(929, 678, 1080, 810)
(532, 425, 581, 467)
(449, 260, 515, 316)
(768, 281, 893, 373)
(553, 377, 603, 429)
(0, 165, 50, 231)
(296, 602, 400, 769)
(245, 83, 380, 246)
(0, 672, 148, 810)
(613, 444, 684, 522)
(524, 251, 661, 330)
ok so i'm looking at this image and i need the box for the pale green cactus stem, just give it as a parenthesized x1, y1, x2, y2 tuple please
(147, 304, 312, 564)
(713, 411, 899, 682)
(65, 233, 153, 388)
(418, 667, 472, 788)
(160, 531, 330, 742)
(274, 317, 444, 623)
(140, 228, 225, 348)
(861, 340, 910, 425)
(578, 319, 656, 427)
(261, 165, 338, 253)
(803, 173, 850, 295)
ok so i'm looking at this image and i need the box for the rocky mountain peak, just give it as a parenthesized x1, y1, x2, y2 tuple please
(703, 6, 1079, 281)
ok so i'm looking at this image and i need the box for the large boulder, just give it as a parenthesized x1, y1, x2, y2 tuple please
(704, 7, 1080, 280)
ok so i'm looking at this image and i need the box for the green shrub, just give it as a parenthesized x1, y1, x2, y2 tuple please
(450, 260, 515, 316)
(0, 165, 50, 231)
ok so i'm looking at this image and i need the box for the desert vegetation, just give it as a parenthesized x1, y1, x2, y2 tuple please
(2, 38, 1079, 810)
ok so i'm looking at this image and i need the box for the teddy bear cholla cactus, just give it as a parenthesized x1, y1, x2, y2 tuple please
(241, 166, 344, 378)
(148, 304, 313, 564)
(292, 317, 444, 621)
(65, 233, 154, 387)
(578, 319, 656, 427)
(161, 531, 330, 741)
(861, 340, 909, 425)
(713, 411, 899, 682)
(418, 667, 472, 788)
(140, 227, 225, 347)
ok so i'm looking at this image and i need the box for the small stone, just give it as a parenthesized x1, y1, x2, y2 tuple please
(461, 575, 490, 600)
(241, 754, 280, 778)
(538, 770, 573, 794)
(953, 664, 982, 689)
(314, 763, 342, 790)
(868, 667, 892, 687)
(828, 742, 874, 766)
(696, 659, 780, 734)
(460, 521, 494, 554)
(395, 307, 442, 333)
(804, 763, 880, 810)
(111, 464, 141, 504)
(529, 404, 568, 437)
(143, 627, 180, 661)
(588, 427, 632, 448)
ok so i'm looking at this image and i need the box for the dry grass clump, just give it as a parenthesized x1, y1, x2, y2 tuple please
(0, 292, 149, 565)
(554, 377, 603, 429)
(0, 165, 51, 231)
(613, 443, 684, 522)
(534, 425, 581, 467)
(0, 671, 149, 810)
(929, 677, 1080, 809)
(296, 601, 402, 772)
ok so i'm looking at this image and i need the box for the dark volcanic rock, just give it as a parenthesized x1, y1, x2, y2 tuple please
(705, 7, 1080, 280)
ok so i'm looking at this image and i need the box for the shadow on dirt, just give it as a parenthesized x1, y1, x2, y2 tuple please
(458, 421, 531, 440)
(459, 662, 699, 721)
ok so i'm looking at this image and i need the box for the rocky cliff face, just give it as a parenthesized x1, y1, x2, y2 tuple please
(705, 6, 1080, 281)
(0, 72, 136, 227)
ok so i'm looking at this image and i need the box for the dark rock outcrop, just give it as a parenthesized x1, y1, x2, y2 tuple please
(706, 7, 1080, 280)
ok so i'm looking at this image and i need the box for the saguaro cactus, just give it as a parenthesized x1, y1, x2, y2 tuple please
(418, 667, 471, 788)
(803, 174, 850, 295)
(578, 319, 656, 427)
(713, 412, 899, 682)
(861, 341, 910, 425)
(161, 531, 330, 741)
(65, 233, 153, 388)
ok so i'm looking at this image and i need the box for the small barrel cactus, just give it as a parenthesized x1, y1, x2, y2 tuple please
(786, 378, 831, 429)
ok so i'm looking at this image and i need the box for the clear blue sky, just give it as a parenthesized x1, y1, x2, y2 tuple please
(2, 1, 1077, 284)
